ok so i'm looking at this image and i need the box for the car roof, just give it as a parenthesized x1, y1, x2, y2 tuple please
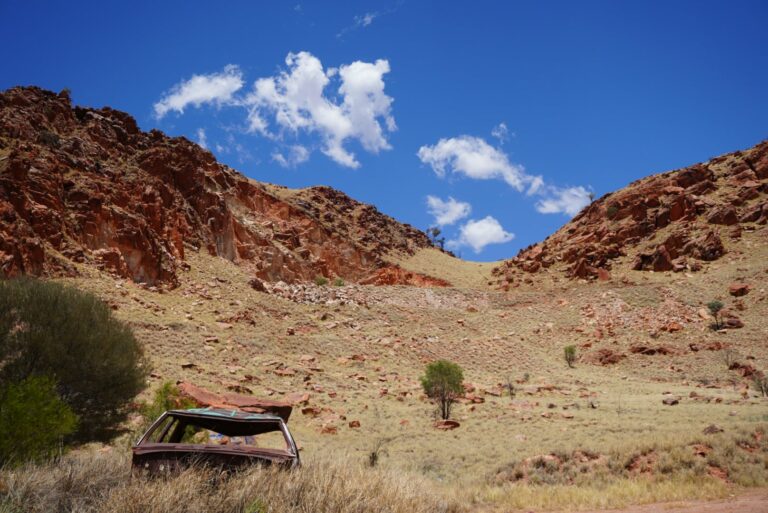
(168, 408, 284, 422)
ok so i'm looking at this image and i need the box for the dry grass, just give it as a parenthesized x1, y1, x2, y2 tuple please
(0, 451, 464, 513)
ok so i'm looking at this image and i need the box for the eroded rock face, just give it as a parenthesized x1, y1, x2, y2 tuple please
(0, 87, 437, 287)
(493, 140, 768, 283)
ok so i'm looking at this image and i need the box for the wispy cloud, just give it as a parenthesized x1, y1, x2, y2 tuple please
(337, 11, 380, 38)
(535, 185, 592, 216)
(417, 135, 540, 192)
(418, 134, 592, 217)
(426, 195, 471, 226)
(153, 65, 244, 119)
(272, 145, 310, 168)
(196, 128, 208, 149)
(491, 122, 512, 145)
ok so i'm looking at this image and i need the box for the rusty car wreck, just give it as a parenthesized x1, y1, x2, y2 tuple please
(132, 407, 301, 475)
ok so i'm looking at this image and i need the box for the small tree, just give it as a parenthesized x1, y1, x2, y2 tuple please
(753, 372, 768, 397)
(564, 345, 577, 368)
(0, 278, 149, 442)
(707, 300, 724, 330)
(0, 376, 78, 466)
(420, 360, 464, 420)
(504, 374, 517, 401)
(427, 227, 446, 250)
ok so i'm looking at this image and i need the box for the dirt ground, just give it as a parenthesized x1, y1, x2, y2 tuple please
(566, 488, 768, 513)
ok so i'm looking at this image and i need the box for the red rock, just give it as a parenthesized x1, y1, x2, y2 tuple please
(320, 424, 338, 435)
(706, 206, 739, 225)
(433, 420, 460, 430)
(177, 382, 292, 420)
(728, 283, 751, 297)
(348, 420, 361, 428)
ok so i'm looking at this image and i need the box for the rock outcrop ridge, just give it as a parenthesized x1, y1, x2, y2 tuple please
(493, 140, 768, 285)
(0, 87, 438, 288)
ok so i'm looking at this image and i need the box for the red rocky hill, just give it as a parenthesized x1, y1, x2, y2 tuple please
(493, 140, 768, 286)
(0, 86, 438, 288)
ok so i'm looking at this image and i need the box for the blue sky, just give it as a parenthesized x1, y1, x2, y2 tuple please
(1, 1, 766, 261)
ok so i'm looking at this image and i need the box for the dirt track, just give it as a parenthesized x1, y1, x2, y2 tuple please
(571, 489, 768, 513)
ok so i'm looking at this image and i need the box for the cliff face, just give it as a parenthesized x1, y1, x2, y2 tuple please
(0, 87, 436, 288)
(493, 141, 768, 286)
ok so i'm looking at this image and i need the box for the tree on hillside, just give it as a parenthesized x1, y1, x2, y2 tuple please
(564, 345, 577, 368)
(0, 278, 149, 442)
(707, 300, 724, 330)
(427, 227, 446, 250)
(420, 360, 464, 420)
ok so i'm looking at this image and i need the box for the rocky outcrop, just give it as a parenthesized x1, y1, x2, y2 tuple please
(0, 86, 438, 287)
(493, 140, 768, 284)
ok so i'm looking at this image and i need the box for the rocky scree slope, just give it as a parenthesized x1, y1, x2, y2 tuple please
(493, 141, 768, 287)
(0, 86, 440, 288)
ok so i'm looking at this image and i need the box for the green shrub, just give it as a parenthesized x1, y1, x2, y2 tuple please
(707, 300, 724, 330)
(333, 278, 345, 287)
(138, 382, 195, 432)
(0, 278, 149, 442)
(420, 360, 464, 420)
(314, 276, 328, 286)
(0, 376, 77, 466)
(564, 345, 577, 368)
(606, 205, 619, 219)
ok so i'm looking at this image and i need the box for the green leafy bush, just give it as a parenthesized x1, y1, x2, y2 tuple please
(314, 276, 328, 286)
(0, 278, 149, 442)
(0, 376, 77, 466)
(707, 300, 724, 330)
(333, 278, 345, 287)
(420, 360, 464, 420)
(564, 345, 577, 368)
(138, 382, 195, 432)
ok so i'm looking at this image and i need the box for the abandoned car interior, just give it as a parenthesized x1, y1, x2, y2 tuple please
(132, 408, 301, 474)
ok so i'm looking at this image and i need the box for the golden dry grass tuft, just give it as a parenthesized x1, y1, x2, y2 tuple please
(0, 451, 465, 513)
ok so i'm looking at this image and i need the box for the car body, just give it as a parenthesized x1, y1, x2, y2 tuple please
(132, 408, 301, 475)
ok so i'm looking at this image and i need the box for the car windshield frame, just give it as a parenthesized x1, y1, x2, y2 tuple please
(136, 408, 299, 457)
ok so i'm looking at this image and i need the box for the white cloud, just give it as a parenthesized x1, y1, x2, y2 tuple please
(272, 145, 310, 168)
(491, 122, 509, 144)
(154, 65, 244, 119)
(535, 186, 592, 216)
(245, 51, 395, 168)
(449, 216, 514, 253)
(196, 128, 208, 149)
(426, 195, 471, 226)
(417, 136, 537, 192)
(419, 134, 593, 217)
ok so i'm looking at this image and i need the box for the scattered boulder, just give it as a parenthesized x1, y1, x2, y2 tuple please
(662, 396, 680, 406)
(434, 420, 460, 430)
(728, 283, 751, 297)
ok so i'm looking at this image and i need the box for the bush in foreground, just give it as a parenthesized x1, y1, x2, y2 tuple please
(0, 278, 149, 442)
(0, 376, 77, 467)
